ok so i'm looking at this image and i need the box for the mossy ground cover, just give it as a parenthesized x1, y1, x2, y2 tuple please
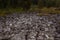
(0, 8, 23, 16)
(0, 7, 60, 16)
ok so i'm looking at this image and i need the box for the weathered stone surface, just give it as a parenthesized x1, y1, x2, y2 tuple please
(0, 12, 60, 40)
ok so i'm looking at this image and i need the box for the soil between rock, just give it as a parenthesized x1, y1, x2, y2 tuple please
(0, 12, 60, 40)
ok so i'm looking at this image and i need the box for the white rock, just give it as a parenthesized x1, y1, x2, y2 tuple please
(10, 23, 12, 26)
(45, 28, 49, 31)
(45, 34, 49, 39)
(47, 24, 50, 26)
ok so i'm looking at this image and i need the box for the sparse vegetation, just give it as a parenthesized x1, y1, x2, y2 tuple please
(0, 0, 60, 16)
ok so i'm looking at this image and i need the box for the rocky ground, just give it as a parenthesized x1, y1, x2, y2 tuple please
(0, 12, 60, 40)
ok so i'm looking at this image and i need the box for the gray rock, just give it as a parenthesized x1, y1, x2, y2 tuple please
(0, 12, 60, 40)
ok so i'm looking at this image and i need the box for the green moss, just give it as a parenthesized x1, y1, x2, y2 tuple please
(0, 8, 24, 16)
(0, 7, 60, 16)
